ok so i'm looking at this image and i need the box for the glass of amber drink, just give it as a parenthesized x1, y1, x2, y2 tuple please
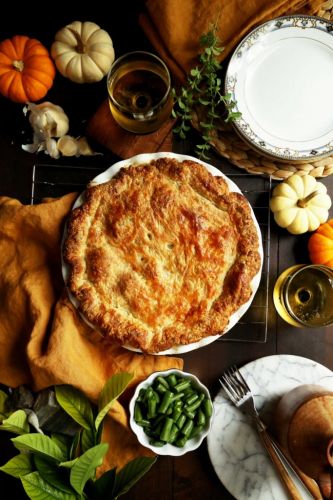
(107, 51, 173, 134)
(273, 264, 333, 327)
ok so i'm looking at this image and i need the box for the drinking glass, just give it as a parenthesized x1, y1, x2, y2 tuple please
(107, 51, 173, 134)
(273, 264, 333, 327)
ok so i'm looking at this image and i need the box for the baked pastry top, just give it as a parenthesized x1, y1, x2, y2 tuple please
(63, 157, 261, 353)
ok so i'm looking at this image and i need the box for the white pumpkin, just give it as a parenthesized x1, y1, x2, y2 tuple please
(270, 174, 331, 234)
(51, 21, 115, 83)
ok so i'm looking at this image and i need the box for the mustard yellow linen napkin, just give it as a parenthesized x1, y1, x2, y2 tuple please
(139, 0, 323, 82)
(0, 194, 183, 468)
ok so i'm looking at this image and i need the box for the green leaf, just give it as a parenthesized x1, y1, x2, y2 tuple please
(55, 385, 94, 431)
(91, 468, 116, 499)
(95, 373, 133, 431)
(34, 455, 75, 495)
(69, 432, 81, 460)
(198, 98, 210, 105)
(0, 390, 8, 414)
(70, 443, 109, 495)
(21, 472, 78, 500)
(59, 459, 78, 469)
(0, 409, 29, 435)
(0, 453, 33, 478)
(113, 457, 157, 498)
(51, 434, 71, 459)
(12, 434, 66, 462)
(81, 427, 96, 452)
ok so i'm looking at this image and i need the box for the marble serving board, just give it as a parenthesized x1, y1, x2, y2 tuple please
(207, 354, 333, 500)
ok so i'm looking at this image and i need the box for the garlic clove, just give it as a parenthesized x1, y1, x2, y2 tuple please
(45, 137, 60, 159)
(76, 136, 96, 156)
(57, 135, 79, 156)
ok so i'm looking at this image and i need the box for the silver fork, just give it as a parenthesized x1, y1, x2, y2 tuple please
(220, 365, 322, 500)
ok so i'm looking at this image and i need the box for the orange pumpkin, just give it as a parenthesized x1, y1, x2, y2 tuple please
(308, 219, 333, 268)
(0, 35, 55, 103)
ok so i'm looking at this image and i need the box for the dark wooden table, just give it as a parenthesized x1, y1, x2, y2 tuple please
(0, 4, 332, 499)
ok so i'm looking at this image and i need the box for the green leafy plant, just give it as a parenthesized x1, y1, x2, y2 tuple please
(172, 25, 241, 159)
(0, 374, 156, 499)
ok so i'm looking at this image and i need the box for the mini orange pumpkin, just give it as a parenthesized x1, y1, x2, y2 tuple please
(308, 219, 333, 268)
(0, 35, 55, 103)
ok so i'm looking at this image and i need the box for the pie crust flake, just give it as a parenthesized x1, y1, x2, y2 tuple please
(63, 157, 261, 352)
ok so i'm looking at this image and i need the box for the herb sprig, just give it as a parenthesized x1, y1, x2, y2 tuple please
(172, 26, 241, 159)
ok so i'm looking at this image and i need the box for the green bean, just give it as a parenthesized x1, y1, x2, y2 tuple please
(156, 376, 170, 389)
(151, 389, 160, 403)
(175, 436, 188, 447)
(137, 419, 151, 427)
(155, 382, 168, 394)
(174, 380, 191, 393)
(197, 409, 206, 426)
(134, 403, 143, 422)
(174, 399, 183, 407)
(150, 440, 165, 447)
(160, 417, 173, 442)
(153, 414, 164, 428)
(166, 406, 173, 416)
(185, 398, 203, 413)
(182, 419, 194, 437)
(154, 421, 163, 435)
(184, 409, 196, 419)
(202, 398, 212, 417)
(168, 424, 179, 443)
(176, 414, 186, 429)
(185, 393, 199, 406)
(190, 425, 204, 439)
(145, 387, 154, 401)
(158, 390, 173, 414)
(147, 397, 157, 419)
(170, 392, 185, 403)
(172, 406, 182, 422)
(166, 374, 178, 387)
(136, 388, 146, 402)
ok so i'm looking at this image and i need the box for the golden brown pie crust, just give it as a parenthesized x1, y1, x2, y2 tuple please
(63, 157, 261, 353)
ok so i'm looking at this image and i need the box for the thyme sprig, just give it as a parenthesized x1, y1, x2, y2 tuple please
(172, 27, 241, 159)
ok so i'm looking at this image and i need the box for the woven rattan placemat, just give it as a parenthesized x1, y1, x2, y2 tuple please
(196, 1, 333, 180)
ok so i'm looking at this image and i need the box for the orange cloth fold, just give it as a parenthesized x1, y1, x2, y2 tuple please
(139, 0, 323, 82)
(0, 194, 182, 468)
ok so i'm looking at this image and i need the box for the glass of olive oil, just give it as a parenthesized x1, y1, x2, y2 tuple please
(273, 264, 333, 327)
(107, 51, 173, 134)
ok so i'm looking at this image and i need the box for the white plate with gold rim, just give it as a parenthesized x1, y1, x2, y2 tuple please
(62, 152, 263, 355)
(225, 15, 333, 162)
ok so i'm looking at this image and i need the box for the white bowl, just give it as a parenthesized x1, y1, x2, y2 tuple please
(129, 369, 213, 456)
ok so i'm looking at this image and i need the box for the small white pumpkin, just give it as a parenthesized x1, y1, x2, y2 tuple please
(51, 21, 115, 83)
(270, 174, 331, 234)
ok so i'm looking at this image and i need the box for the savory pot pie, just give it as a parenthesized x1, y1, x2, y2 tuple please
(63, 157, 261, 353)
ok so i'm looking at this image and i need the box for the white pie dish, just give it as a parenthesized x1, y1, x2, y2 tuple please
(61, 152, 263, 354)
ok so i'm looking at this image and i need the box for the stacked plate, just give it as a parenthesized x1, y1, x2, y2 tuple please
(225, 15, 333, 162)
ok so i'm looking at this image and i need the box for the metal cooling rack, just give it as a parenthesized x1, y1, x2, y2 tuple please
(31, 164, 271, 343)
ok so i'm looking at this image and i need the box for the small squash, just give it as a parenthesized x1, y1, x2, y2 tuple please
(308, 219, 333, 268)
(270, 174, 331, 234)
(0, 35, 55, 103)
(51, 21, 115, 83)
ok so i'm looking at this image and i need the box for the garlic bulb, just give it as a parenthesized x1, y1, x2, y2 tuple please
(22, 101, 101, 159)
(22, 102, 69, 158)
(24, 102, 69, 138)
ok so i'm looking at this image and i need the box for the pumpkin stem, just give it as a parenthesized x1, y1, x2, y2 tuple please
(297, 190, 320, 208)
(68, 28, 86, 54)
(12, 60, 24, 72)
